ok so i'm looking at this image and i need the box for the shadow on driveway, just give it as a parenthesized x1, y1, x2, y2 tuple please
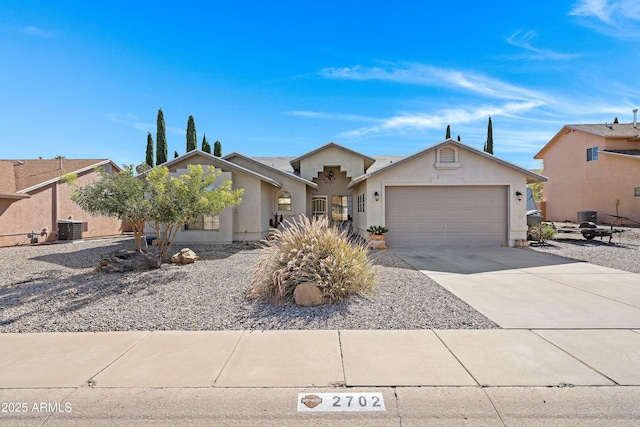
(391, 246, 583, 275)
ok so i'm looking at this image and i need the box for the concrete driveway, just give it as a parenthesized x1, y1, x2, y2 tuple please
(393, 247, 640, 329)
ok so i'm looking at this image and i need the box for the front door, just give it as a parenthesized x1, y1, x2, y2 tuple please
(312, 196, 328, 220)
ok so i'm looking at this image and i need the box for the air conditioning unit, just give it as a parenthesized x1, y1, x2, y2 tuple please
(577, 210, 597, 223)
(57, 219, 83, 241)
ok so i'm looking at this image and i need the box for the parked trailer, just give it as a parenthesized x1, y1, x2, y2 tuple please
(556, 214, 638, 243)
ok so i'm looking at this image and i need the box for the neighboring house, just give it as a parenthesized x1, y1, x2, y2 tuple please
(534, 121, 640, 225)
(0, 158, 125, 247)
(157, 140, 545, 247)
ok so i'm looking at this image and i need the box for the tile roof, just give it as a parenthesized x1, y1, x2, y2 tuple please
(252, 155, 406, 175)
(0, 159, 111, 198)
(567, 123, 640, 138)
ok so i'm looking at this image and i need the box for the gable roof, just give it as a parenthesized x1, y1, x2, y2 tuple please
(289, 142, 376, 173)
(535, 123, 640, 159)
(0, 159, 118, 199)
(157, 149, 281, 188)
(222, 152, 318, 189)
(347, 139, 547, 189)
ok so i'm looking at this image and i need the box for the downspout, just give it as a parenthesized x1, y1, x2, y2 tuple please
(52, 182, 58, 241)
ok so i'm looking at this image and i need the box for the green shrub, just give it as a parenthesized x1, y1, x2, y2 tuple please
(366, 225, 388, 235)
(528, 223, 556, 243)
(248, 215, 376, 304)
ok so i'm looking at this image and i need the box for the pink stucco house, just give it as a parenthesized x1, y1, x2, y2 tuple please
(534, 118, 640, 225)
(0, 158, 126, 246)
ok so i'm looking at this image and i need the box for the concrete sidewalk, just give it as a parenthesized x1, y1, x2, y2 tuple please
(2, 329, 640, 425)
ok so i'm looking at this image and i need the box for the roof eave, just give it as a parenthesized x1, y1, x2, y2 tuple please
(16, 160, 117, 194)
(223, 152, 318, 189)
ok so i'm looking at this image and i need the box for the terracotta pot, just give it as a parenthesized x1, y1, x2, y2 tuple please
(369, 234, 386, 241)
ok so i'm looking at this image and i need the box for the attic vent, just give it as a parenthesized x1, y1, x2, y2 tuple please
(440, 147, 455, 163)
(435, 146, 460, 170)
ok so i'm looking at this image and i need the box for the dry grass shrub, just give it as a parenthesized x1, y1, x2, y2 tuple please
(247, 215, 376, 304)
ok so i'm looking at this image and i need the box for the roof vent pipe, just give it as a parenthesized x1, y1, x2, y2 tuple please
(634, 109, 638, 128)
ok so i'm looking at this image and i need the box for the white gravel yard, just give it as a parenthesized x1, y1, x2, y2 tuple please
(0, 237, 498, 332)
(526, 224, 640, 274)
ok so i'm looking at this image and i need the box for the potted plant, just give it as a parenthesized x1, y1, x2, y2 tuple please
(366, 225, 388, 241)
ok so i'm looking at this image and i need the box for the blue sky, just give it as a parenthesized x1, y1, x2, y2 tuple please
(2, 1, 640, 170)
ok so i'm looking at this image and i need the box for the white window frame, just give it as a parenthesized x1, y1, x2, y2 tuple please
(277, 191, 292, 211)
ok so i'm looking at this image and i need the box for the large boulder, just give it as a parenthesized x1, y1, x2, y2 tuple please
(293, 283, 324, 307)
(171, 248, 199, 264)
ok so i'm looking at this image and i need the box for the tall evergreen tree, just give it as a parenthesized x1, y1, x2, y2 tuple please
(445, 125, 451, 139)
(457, 135, 461, 141)
(213, 140, 222, 157)
(201, 134, 211, 154)
(186, 115, 197, 152)
(174, 150, 179, 158)
(145, 132, 154, 168)
(484, 116, 494, 154)
(156, 109, 168, 165)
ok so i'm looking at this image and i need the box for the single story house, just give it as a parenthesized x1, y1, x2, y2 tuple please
(0, 158, 126, 247)
(158, 139, 546, 247)
(534, 119, 640, 225)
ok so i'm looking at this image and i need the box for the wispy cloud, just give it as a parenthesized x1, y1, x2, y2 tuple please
(23, 26, 53, 38)
(320, 63, 547, 102)
(288, 111, 377, 122)
(506, 30, 581, 60)
(105, 112, 185, 135)
(570, 0, 640, 38)
(339, 101, 546, 138)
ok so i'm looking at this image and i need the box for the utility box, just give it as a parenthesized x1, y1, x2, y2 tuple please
(577, 210, 597, 223)
(58, 220, 83, 241)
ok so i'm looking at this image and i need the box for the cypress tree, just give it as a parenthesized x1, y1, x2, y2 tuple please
(156, 109, 168, 165)
(445, 125, 451, 139)
(145, 132, 154, 168)
(174, 150, 179, 158)
(457, 135, 461, 141)
(202, 134, 211, 154)
(186, 115, 197, 152)
(213, 140, 222, 157)
(485, 116, 494, 154)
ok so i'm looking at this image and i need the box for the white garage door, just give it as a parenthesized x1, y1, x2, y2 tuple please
(385, 186, 507, 247)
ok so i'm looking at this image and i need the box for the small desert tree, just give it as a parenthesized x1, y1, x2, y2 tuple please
(62, 165, 150, 252)
(144, 165, 244, 261)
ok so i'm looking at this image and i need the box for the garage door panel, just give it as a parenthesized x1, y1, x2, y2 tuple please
(385, 186, 507, 247)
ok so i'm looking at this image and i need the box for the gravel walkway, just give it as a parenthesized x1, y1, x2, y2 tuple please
(0, 238, 498, 332)
(526, 224, 640, 274)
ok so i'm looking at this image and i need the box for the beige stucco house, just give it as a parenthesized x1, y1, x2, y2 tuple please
(535, 121, 640, 225)
(0, 159, 125, 247)
(159, 140, 545, 247)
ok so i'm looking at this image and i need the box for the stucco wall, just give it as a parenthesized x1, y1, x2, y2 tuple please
(363, 145, 529, 246)
(542, 132, 640, 223)
(299, 146, 365, 181)
(0, 169, 124, 247)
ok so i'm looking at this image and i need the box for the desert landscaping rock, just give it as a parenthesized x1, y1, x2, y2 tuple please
(170, 248, 199, 264)
(293, 283, 324, 307)
(0, 237, 498, 332)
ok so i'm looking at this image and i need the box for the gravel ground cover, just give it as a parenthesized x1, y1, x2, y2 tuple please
(526, 224, 640, 274)
(0, 238, 498, 332)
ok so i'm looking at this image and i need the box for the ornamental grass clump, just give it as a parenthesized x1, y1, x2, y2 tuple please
(248, 215, 376, 304)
